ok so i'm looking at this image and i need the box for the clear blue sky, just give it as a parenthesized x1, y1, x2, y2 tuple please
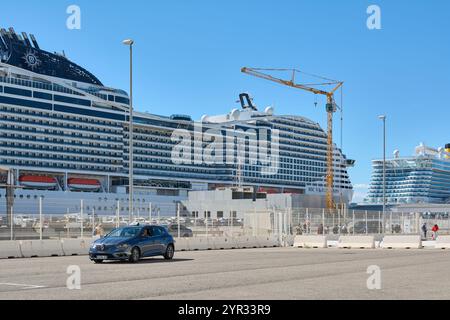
(2, 0, 450, 201)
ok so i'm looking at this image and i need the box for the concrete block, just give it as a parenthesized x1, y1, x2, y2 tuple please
(188, 237, 212, 250)
(293, 235, 328, 248)
(19, 240, 34, 258)
(62, 238, 93, 256)
(174, 238, 189, 251)
(381, 235, 422, 249)
(35, 240, 64, 257)
(338, 235, 375, 249)
(0, 241, 21, 259)
(235, 236, 255, 249)
(435, 236, 450, 249)
(210, 237, 234, 250)
(256, 236, 279, 248)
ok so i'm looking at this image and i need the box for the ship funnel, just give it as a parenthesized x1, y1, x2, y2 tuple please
(264, 106, 274, 115)
(393, 150, 400, 158)
(445, 144, 450, 159)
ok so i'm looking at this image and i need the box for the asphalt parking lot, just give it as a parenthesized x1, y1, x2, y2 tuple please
(0, 247, 449, 300)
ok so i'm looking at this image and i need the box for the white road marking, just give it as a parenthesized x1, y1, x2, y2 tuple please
(0, 283, 46, 290)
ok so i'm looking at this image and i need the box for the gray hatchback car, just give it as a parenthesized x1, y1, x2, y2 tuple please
(89, 225, 175, 263)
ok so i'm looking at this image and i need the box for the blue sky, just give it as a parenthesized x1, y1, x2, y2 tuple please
(2, 0, 450, 202)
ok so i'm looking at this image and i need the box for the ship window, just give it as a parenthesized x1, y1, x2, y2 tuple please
(114, 96, 130, 105)
(0, 96, 52, 110)
(33, 91, 53, 100)
(4, 86, 32, 97)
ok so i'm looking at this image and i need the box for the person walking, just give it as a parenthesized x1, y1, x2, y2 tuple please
(431, 224, 439, 240)
(317, 223, 324, 235)
(421, 223, 428, 240)
(333, 225, 339, 234)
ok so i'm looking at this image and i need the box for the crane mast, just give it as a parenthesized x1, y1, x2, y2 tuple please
(241, 67, 343, 210)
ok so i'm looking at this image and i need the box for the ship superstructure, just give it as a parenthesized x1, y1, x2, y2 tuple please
(366, 143, 450, 205)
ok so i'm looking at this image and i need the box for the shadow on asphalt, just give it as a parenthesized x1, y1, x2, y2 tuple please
(104, 258, 194, 265)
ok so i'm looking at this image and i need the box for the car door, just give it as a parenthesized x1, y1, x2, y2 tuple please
(150, 226, 165, 254)
(138, 227, 155, 257)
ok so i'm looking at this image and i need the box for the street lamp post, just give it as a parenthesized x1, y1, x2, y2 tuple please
(123, 39, 134, 224)
(378, 115, 386, 233)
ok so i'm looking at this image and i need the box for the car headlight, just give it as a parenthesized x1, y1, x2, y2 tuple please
(117, 243, 129, 250)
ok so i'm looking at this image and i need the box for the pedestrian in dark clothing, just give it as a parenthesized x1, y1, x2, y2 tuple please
(318, 224, 324, 235)
(421, 223, 427, 239)
(333, 225, 339, 234)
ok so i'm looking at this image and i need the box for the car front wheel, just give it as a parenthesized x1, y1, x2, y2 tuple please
(129, 247, 140, 263)
(164, 244, 174, 260)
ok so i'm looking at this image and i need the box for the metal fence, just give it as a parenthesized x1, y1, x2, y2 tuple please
(0, 198, 264, 240)
(1, 198, 450, 241)
(289, 208, 450, 239)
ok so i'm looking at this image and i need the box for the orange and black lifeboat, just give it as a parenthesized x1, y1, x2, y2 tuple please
(67, 178, 101, 191)
(19, 175, 58, 189)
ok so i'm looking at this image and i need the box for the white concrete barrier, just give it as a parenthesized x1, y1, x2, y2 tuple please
(19, 240, 34, 258)
(435, 236, 450, 249)
(174, 238, 189, 251)
(1, 235, 279, 259)
(229, 236, 241, 249)
(256, 236, 279, 248)
(338, 236, 375, 249)
(188, 237, 212, 250)
(381, 235, 422, 249)
(293, 235, 328, 248)
(36, 240, 64, 257)
(0, 241, 21, 259)
(235, 236, 255, 249)
(285, 235, 295, 247)
(249, 236, 261, 248)
(62, 238, 93, 256)
(210, 237, 235, 250)
(176, 236, 278, 251)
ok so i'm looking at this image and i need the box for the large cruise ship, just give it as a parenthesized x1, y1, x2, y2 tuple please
(366, 143, 450, 205)
(0, 27, 354, 217)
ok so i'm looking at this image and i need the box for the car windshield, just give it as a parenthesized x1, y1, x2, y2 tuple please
(106, 227, 141, 238)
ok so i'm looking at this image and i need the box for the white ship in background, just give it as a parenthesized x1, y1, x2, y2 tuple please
(0, 27, 354, 217)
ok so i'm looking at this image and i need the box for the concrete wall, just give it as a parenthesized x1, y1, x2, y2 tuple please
(183, 189, 268, 219)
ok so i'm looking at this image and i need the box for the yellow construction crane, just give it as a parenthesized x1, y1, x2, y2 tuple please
(241, 67, 343, 210)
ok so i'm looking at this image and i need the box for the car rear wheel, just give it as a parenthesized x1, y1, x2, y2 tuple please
(93, 259, 103, 264)
(129, 247, 140, 263)
(164, 244, 174, 260)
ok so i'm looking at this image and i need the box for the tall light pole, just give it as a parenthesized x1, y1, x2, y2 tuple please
(123, 39, 134, 224)
(378, 115, 386, 233)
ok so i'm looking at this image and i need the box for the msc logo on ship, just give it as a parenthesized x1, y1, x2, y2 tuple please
(23, 49, 41, 70)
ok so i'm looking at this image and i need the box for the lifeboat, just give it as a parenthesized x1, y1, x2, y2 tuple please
(283, 188, 303, 194)
(67, 178, 101, 192)
(258, 187, 281, 194)
(19, 175, 58, 189)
